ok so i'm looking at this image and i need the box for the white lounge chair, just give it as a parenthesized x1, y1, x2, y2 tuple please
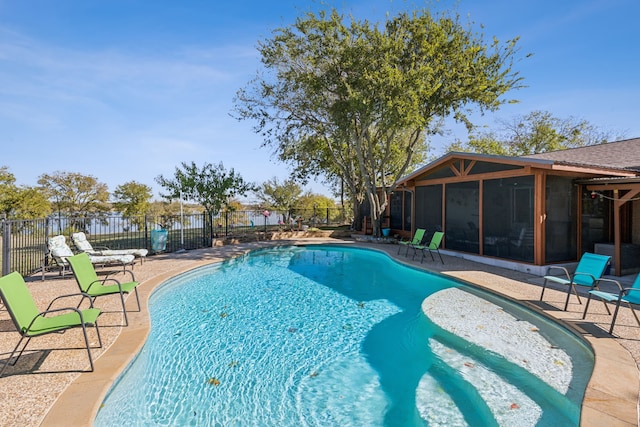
(71, 232, 148, 264)
(44, 235, 134, 280)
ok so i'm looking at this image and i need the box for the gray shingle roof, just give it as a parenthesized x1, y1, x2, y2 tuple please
(523, 137, 640, 172)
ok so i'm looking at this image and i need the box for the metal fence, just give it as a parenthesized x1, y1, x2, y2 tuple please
(1, 208, 349, 277)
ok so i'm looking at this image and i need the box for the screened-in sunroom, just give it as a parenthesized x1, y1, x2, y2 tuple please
(389, 140, 640, 274)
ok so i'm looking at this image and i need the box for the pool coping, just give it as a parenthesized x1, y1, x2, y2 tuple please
(40, 240, 639, 426)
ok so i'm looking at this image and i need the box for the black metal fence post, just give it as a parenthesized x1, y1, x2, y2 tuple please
(1, 215, 10, 276)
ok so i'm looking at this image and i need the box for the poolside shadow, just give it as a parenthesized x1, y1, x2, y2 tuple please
(0, 319, 16, 332)
(524, 300, 564, 312)
(0, 350, 49, 376)
(0, 345, 99, 377)
(565, 321, 611, 338)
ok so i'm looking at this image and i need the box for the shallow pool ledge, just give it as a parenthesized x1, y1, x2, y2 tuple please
(437, 270, 639, 427)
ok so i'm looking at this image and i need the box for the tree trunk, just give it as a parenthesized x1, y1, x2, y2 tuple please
(352, 199, 363, 231)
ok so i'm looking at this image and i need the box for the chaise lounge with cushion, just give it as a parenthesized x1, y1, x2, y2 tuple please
(72, 232, 148, 264)
(44, 235, 135, 280)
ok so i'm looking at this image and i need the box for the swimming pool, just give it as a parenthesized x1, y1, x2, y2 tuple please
(94, 245, 593, 426)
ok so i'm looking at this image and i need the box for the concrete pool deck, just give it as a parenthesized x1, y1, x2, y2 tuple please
(0, 237, 638, 426)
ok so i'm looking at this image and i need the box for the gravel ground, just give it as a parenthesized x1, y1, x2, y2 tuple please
(0, 238, 638, 426)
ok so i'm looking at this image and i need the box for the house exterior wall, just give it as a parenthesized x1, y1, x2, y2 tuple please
(394, 151, 640, 269)
(633, 199, 640, 244)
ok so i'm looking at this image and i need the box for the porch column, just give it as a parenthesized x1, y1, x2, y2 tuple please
(613, 188, 640, 275)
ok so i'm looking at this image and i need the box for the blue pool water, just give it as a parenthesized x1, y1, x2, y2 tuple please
(94, 245, 593, 426)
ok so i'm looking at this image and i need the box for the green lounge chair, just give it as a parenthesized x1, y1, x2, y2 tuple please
(397, 228, 426, 256)
(0, 271, 102, 377)
(412, 231, 445, 264)
(541, 252, 610, 311)
(67, 252, 141, 326)
(582, 274, 640, 334)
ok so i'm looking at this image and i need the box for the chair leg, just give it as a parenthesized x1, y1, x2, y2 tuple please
(118, 292, 129, 327)
(80, 323, 95, 372)
(609, 300, 623, 335)
(95, 322, 103, 348)
(564, 283, 583, 311)
(582, 294, 594, 319)
(133, 288, 141, 312)
(540, 279, 548, 301)
(436, 249, 444, 264)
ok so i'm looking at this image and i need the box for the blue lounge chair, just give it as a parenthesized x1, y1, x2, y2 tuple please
(541, 252, 611, 311)
(397, 228, 426, 256)
(582, 274, 640, 334)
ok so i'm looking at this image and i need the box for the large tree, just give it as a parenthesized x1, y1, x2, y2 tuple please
(235, 8, 523, 236)
(37, 171, 110, 228)
(445, 110, 617, 155)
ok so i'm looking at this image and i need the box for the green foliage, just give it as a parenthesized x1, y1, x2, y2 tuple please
(112, 181, 152, 228)
(296, 193, 336, 211)
(235, 7, 523, 235)
(10, 187, 51, 219)
(0, 167, 51, 219)
(155, 161, 255, 215)
(38, 171, 110, 218)
(446, 110, 614, 156)
(254, 177, 303, 215)
(147, 200, 182, 230)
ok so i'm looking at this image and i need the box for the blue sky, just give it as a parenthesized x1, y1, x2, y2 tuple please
(1, 0, 639, 200)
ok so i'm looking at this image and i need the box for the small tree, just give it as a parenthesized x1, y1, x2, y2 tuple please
(112, 181, 153, 230)
(254, 177, 303, 222)
(296, 192, 338, 225)
(155, 161, 254, 215)
(156, 162, 255, 240)
(147, 200, 182, 230)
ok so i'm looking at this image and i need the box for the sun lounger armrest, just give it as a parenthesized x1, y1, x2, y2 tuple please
(544, 266, 570, 280)
(45, 292, 95, 311)
(622, 287, 640, 297)
(86, 279, 111, 293)
(99, 277, 128, 293)
(30, 306, 90, 327)
(593, 277, 623, 291)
